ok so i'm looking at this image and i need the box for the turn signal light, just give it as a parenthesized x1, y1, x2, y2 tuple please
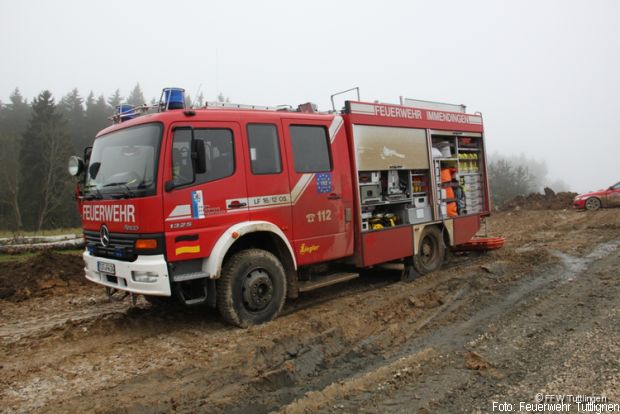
(135, 239, 158, 250)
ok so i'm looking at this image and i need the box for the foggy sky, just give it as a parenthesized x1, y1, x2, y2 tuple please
(1, 0, 618, 193)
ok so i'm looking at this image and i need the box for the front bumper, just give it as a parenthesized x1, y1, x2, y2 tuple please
(573, 199, 586, 209)
(83, 251, 171, 296)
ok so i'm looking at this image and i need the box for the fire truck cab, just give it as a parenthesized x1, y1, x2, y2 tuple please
(71, 89, 490, 327)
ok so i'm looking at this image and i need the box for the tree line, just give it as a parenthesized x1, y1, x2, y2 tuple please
(0, 84, 195, 231)
(487, 154, 569, 208)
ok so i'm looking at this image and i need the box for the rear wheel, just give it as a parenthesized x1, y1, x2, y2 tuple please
(585, 197, 601, 211)
(217, 249, 287, 327)
(413, 226, 445, 275)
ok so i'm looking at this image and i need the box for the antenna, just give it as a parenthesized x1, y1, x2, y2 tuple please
(192, 83, 203, 108)
(330, 87, 360, 112)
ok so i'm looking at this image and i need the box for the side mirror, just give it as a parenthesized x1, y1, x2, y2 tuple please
(84, 146, 92, 163)
(68, 156, 85, 176)
(192, 138, 206, 174)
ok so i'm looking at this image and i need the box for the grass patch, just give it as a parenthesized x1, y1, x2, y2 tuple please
(0, 249, 83, 264)
(0, 227, 82, 239)
(0, 252, 37, 263)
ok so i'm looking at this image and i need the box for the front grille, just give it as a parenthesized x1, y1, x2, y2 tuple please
(84, 230, 164, 262)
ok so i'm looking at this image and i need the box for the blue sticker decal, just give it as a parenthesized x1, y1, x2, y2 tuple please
(191, 190, 205, 219)
(316, 173, 333, 193)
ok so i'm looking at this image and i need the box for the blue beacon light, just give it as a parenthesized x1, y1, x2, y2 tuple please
(115, 104, 135, 122)
(161, 87, 185, 111)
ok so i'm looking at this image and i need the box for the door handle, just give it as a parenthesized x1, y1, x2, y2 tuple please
(228, 201, 247, 209)
(328, 193, 341, 200)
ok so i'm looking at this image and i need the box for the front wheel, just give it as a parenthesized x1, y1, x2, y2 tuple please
(217, 249, 287, 327)
(413, 226, 446, 275)
(585, 197, 601, 211)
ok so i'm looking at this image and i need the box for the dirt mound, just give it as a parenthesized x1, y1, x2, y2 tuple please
(502, 187, 577, 211)
(0, 250, 85, 301)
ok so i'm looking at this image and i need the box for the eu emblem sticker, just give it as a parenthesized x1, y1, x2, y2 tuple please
(316, 173, 333, 193)
(191, 190, 205, 219)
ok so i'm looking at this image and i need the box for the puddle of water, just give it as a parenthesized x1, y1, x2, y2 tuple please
(553, 240, 619, 281)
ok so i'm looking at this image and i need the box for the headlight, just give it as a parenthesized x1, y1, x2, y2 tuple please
(67, 156, 84, 176)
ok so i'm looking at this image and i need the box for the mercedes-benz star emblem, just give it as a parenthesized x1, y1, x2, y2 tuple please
(100, 224, 110, 247)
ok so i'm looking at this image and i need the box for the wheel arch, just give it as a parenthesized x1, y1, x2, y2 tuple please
(203, 221, 297, 293)
(413, 221, 454, 255)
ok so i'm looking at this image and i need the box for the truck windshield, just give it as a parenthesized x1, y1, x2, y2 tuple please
(84, 123, 162, 199)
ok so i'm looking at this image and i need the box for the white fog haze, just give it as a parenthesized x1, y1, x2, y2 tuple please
(1, 0, 618, 193)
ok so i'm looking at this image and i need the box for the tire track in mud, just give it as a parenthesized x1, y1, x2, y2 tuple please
(275, 238, 620, 413)
(1, 259, 484, 413)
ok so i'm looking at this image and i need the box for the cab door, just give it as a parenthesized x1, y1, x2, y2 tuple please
(163, 121, 248, 262)
(281, 116, 354, 265)
(242, 122, 293, 241)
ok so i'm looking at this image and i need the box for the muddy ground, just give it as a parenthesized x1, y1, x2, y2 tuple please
(1, 208, 619, 413)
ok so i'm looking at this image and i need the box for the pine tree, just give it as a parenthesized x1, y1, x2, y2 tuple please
(60, 88, 86, 154)
(18, 91, 75, 230)
(127, 83, 145, 107)
(107, 89, 123, 110)
(85, 92, 110, 146)
(0, 132, 22, 229)
(0, 88, 30, 136)
(0, 88, 30, 229)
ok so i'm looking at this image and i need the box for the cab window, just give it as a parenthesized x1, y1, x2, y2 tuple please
(289, 125, 332, 173)
(171, 128, 234, 186)
(247, 124, 282, 174)
(195, 129, 234, 183)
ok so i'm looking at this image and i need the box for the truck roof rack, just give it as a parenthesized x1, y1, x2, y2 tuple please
(399, 97, 466, 113)
(205, 101, 293, 111)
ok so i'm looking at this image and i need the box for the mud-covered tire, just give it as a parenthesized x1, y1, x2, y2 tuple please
(585, 197, 601, 211)
(217, 249, 287, 327)
(413, 226, 445, 275)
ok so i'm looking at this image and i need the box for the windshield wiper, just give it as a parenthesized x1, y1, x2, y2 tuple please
(83, 185, 103, 200)
(103, 182, 135, 199)
(136, 180, 153, 189)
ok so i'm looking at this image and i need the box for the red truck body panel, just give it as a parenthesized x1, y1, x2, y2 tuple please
(80, 98, 490, 282)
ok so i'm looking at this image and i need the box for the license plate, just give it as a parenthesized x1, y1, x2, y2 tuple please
(97, 261, 116, 275)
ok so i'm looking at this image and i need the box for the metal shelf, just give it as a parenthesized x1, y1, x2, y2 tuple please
(362, 198, 412, 206)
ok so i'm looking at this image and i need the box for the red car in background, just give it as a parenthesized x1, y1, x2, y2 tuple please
(573, 181, 620, 210)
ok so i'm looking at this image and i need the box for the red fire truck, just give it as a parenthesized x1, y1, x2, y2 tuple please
(69, 88, 491, 327)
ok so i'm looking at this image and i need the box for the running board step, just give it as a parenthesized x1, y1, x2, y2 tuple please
(298, 272, 359, 293)
(172, 272, 209, 282)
